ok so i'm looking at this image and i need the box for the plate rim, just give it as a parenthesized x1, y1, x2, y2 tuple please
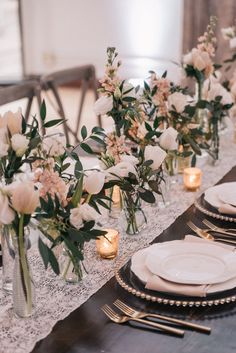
(115, 257, 236, 307)
(145, 241, 234, 285)
(194, 197, 236, 223)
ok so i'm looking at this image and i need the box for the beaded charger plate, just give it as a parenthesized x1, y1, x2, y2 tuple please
(194, 194, 236, 223)
(115, 258, 236, 307)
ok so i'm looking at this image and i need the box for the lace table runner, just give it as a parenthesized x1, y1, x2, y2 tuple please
(1, 131, 236, 353)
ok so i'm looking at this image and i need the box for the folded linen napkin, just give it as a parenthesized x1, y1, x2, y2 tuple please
(218, 203, 236, 215)
(145, 235, 236, 297)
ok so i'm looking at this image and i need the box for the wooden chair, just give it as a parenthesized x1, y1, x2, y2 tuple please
(40, 65, 101, 145)
(0, 80, 41, 122)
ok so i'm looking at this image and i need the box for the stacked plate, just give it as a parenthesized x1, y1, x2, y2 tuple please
(130, 238, 236, 297)
(195, 182, 236, 222)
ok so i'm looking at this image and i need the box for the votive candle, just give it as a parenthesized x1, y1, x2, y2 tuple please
(96, 229, 119, 259)
(183, 167, 202, 191)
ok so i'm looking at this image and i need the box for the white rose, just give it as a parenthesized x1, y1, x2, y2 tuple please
(3, 108, 22, 135)
(106, 161, 137, 180)
(221, 27, 235, 40)
(0, 191, 15, 225)
(206, 83, 233, 105)
(79, 203, 99, 222)
(94, 96, 113, 115)
(144, 145, 166, 171)
(183, 52, 193, 66)
(42, 133, 66, 157)
(0, 128, 9, 157)
(69, 208, 83, 229)
(231, 82, 236, 98)
(159, 127, 178, 151)
(168, 92, 188, 113)
(120, 154, 139, 165)
(11, 134, 29, 157)
(192, 48, 211, 71)
(230, 37, 236, 49)
(84, 170, 105, 194)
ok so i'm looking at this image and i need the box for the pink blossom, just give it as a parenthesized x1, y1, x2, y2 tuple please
(105, 133, 130, 164)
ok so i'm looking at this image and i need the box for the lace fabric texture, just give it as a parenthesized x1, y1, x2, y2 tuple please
(0, 132, 236, 353)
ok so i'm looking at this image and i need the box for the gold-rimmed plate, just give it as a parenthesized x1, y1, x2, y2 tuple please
(194, 194, 236, 223)
(115, 258, 236, 307)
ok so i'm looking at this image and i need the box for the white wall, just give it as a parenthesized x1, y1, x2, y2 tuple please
(21, 0, 183, 81)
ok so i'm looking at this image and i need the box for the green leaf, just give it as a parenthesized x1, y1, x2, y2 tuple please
(138, 188, 156, 203)
(44, 119, 64, 128)
(80, 143, 94, 154)
(74, 159, 83, 178)
(40, 100, 47, 121)
(122, 96, 136, 103)
(38, 237, 49, 269)
(81, 125, 87, 140)
(48, 249, 60, 275)
(162, 70, 167, 78)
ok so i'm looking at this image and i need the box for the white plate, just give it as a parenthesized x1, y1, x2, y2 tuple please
(130, 243, 236, 295)
(218, 187, 236, 207)
(204, 182, 236, 209)
(145, 240, 236, 285)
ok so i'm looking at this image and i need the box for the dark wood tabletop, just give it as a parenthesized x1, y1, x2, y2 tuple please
(32, 166, 236, 353)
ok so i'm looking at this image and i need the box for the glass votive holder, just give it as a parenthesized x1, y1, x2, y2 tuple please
(183, 167, 202, 191)
(96, 229, 119, 259)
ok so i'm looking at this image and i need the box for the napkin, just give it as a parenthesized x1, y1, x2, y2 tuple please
(218, 203, 236, 215)
(145, 235, 236, 297)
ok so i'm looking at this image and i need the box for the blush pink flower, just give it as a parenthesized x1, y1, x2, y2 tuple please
(105, 133, 130, 164)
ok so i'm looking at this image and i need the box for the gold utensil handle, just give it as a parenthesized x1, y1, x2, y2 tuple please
(216, 238, 236, 245)
(133, 318, 184, 336)
(148, 314, 211, 334)
(215, 230, 236, 237)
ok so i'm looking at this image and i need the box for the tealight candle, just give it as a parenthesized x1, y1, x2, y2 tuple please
(183, 167, 202, 191)
(96, 229, 119, 259)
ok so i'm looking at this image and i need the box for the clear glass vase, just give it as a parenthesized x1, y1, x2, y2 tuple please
(59, 246, 87, 284)
(13, 234, 35, 318)
(1, 225, 15, 293)
(120, 192, 147, 235)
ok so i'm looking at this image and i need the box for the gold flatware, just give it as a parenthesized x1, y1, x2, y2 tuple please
(101, 304, 184, 337)
(187, 221, 236, 245)
(203, 219, 236, 237)
(114, 299, 211, 334)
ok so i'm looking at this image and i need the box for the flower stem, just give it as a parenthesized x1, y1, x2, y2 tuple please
(18, 214, 32, 314)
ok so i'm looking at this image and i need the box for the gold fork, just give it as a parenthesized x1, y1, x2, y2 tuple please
(203, 219, 236, 237)
(114, 299, 211, 334)
(101, 304, 184, 337)
(187, 221, 236, 245)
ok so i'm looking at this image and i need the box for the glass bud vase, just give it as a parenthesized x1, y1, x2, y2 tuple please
(120, 192, 147, 235)
(13, 234, 35, 318)
(106, 185, 122, 219)
(1, 225, 15, 293)
(59, 246, 87, 284)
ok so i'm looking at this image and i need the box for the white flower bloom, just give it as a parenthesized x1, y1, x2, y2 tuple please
(42, 133, 66, 157)
(159, 127, 178, 151)
(193, 49, 210, 71)
(144, 145, 166, 171)
(204, 83, 233, 105)
(183, 52, 193, 66)
(11, 133, 29, 157)
(230, 37, 236, 49)
(3, 108, 22, 136)
(84, 170, 105, 194)
(69, 207, 83, 229)
(94, 96, 113, 115)
(221, 27, 235, 40)
(79, 203, 99, 222)
(168, 92, 188, 113)
(120, 154, 139, 165)
(0, 128, 9, 157)
(0, 190, 15, 225)
(106, 161, 137, 180)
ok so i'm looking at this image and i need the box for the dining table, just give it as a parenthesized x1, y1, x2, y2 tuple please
(29, 165, 236, 353)
(1, 132, 236, 353)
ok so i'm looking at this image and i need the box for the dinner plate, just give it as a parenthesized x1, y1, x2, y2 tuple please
(204, 182, 236, 209)
(144, 240, 236, 285)
(195, 194, 236, 222)
(218, 187, 236, 207)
